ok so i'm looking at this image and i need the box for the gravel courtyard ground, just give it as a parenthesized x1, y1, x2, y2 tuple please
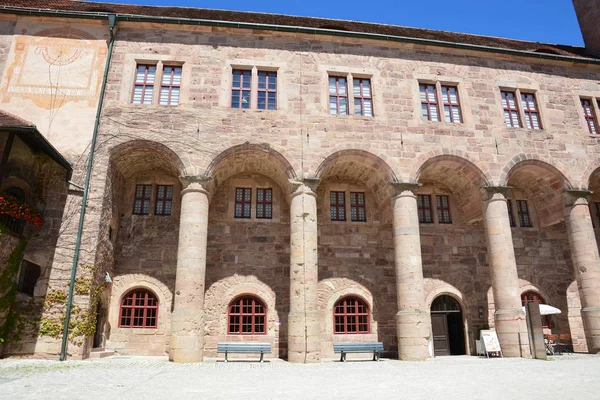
(1, 354, 599, 399)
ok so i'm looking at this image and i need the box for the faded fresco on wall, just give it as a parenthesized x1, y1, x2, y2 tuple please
(1, 26, 106, 110)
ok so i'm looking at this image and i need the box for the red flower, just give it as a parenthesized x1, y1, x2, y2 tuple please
(0, 192, 44, 228)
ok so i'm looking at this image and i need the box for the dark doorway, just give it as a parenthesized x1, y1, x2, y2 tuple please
(430, 295, 466, 356)
(93, 303, 105, 348)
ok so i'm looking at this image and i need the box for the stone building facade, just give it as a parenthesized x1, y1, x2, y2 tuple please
(1, 0, 600, 362)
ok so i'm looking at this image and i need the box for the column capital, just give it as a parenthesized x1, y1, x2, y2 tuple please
(483, 185, 512, 194)
(482, 185, 512, 201)
(179, 175, 211, 195)
(391, 182, 421, 197)
(289, 178, 320, 199)
(564, 189, 593, 201)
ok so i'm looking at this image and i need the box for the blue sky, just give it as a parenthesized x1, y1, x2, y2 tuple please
(91, 0, 584, 46)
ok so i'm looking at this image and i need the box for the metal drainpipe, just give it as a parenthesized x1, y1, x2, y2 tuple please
(59, 14, 117, 362)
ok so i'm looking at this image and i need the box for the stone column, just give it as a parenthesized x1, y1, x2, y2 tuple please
(170, 176, 211, 363)
(288, 179, 320, 363)
(482, 186, 529, 357)
(564, 190, 600, 353)
(391, 183, 430, 360)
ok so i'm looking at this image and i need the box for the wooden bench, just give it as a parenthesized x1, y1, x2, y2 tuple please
(333, 342, 384, 362)
(217, 342, 271, 362)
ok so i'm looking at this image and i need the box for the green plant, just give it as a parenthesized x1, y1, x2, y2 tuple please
(74, 277, 92, 295)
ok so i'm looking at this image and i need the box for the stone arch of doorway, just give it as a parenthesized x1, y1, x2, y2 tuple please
(427, 292, 469, 357)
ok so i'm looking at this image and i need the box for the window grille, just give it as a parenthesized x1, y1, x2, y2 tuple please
(256, 188, 273, 219)
(235, 188, 252, 218)
(159, 66, 182, 105)
(521, 93, 542, 129)
(436, 195, 452, 224)
(501, 90, 521, 128)
(516, 200, 532, 227)
(353, 78, 373, 116)
(132, 64, 156, 104)
(257, 71, 277, 110)
(329, 76, 348, 115)
(417, 194, 433, 223)
(330, 191, 346, 221)
(133, 184, 152, 215)
(420, 84, 439, 121)
(350, 192, 366, 222)
(334, 297, 370, 334)
(231, 69, 252, 109)
(155, 185, 173, 216)
(441, 85, 462, 123)
(119, 289, 158, 328)
(581, 99, 598, 134)
(228, 296, 266, 335)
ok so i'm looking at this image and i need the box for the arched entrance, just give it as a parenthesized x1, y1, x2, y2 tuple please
(430, 295, 466, 356)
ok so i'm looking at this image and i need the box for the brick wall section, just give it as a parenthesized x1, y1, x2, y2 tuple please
(1, 14, 599, 358)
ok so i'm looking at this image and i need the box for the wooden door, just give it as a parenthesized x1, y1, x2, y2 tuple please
(431, 313, 450, 356)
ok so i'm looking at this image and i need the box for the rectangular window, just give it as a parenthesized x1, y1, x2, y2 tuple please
(501, 90, 521, 128)
(436, 195, 452, 224)
(507, 200, 516, 227)
(231, 69, 251, 109)
(420, 84, 439, 121)
(582, 99, 598, 135)
(133, 184, 152, 215)
(132, 64, 156, 104)
(353, 79, 373, 116)
(155, 185, 173, 216)
(350, 192, 366, 222)
(521, 93, 542, 129)
(329, 76, 348, 115)
(159, 66, 182, 105)
(417, 194, 433, 223)
(257, 71, 277, 110)
(234, 188, 252, 218)
(330, 191, 346, 221)
(441, 85, 462, 123)
(516, 200, 532, 227)
(256, 188, 273, 219)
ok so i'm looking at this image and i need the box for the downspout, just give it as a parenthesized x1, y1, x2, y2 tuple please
(59, 13, 117, 362)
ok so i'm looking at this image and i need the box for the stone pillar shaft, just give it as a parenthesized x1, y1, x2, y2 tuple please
(482, 187, 529, 357)
(170, 178, 210, 363)
(564, 190, 600, 353)
(288, 182, 320, 363)
(391, 184, 430, 360)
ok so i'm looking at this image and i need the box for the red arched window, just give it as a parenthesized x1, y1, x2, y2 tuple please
(334, 296, 370, 334)
(228, 296, 266, 335)
(521, 291, 550, 328)
(119, 289, 158, 328)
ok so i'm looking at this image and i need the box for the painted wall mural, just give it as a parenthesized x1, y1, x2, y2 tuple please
(1, 26, 106, 110)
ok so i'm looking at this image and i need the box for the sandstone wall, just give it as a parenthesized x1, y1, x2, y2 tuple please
(2, 15, 600, 358)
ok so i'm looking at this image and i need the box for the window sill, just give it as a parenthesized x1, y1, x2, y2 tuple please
(327, 113, 374, 120)
(115, 327, 160, 335)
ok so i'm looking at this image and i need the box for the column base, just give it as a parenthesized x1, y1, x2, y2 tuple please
(494, 308, 530, 357)
(396, 310, 430, 361)
(169, 348, 203, 363)
(581, 307, 600, 353)
(287, 311, 321, 363)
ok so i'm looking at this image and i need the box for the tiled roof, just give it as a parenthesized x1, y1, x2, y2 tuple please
(0, 109, 35, 128)
(0, 0, 592, 59)
(0, 109, 72, 177)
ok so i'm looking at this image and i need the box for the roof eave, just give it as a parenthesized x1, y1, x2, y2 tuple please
(0, 5, 598, 66)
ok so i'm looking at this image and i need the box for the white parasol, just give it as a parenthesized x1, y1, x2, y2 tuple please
(522, 304, 562, 316)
